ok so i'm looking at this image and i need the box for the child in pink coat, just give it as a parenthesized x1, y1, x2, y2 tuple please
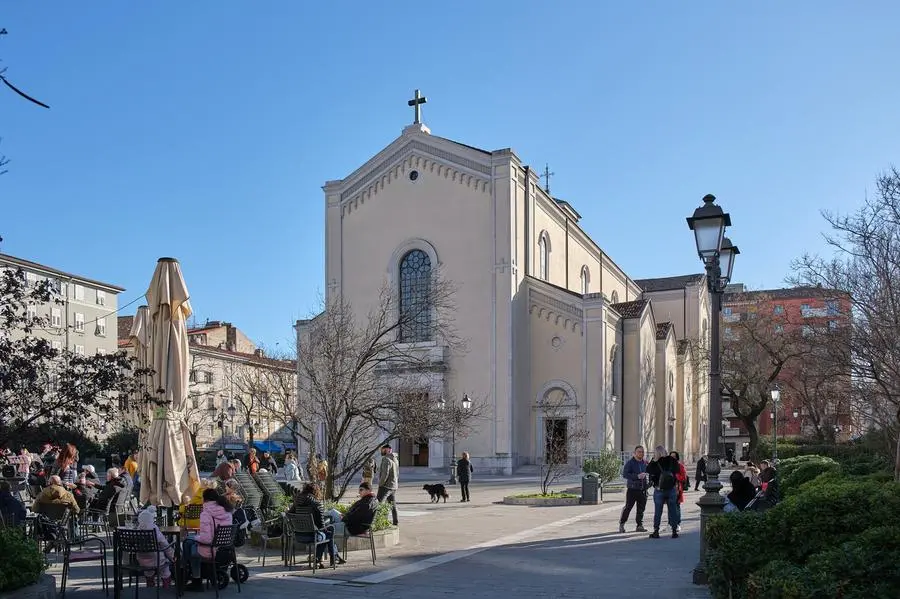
(136, 506, 175, 587)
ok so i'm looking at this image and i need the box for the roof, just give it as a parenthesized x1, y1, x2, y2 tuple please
(118, 316, 134, 341)
(0, 253, 126, 292)
(611, 299, 649, 319)
(432, 134, 492, 156)
(723, 286, 850, 302)
(190, 342, 296, 370)
(677, 339, 692, 355)
(635, 274, 705, 293)
(656, 322, 674, 340)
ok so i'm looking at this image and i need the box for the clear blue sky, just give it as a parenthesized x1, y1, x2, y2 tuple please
(2, 2, 898, 349)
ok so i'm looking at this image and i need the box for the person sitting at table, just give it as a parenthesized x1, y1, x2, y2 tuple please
(184, 488, 234, 592)
(342, 482, 380, 536)
(178, 479, 214, 530)
(33, 475, 80, 516)
(136, 505, 175, 588)
(88, 468, 125, 514)
(0, 480, 27, 526)
(289, 483, 345, 568)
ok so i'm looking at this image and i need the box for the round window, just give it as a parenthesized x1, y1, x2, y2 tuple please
(409, 170, 419, 181)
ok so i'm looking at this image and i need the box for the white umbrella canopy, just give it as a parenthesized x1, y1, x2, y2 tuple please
(139, 258, 200, 507)
(129, 305, 151, 431)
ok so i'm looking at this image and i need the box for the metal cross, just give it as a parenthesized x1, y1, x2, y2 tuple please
(542, 164, 555, 194)
(327, 279, 339, 294)
(408, 89, 427, 124)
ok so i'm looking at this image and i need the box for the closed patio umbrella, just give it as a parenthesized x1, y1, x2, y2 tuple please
(139, 258, 200, 507)
(129, 305, 152, 435)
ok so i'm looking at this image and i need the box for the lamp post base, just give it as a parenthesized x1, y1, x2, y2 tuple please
(449, 458, 458, 485)
(692, 453, 726, 585)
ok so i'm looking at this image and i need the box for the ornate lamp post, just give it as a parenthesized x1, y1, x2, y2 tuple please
(208, 404, 236, 451)
(440, 394, 472, 485)
(687, 194, 739, 585)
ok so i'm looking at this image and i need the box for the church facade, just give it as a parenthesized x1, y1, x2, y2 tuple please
(301, 109, 711, 474)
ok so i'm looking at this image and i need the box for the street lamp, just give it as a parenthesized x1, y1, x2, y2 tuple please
(770, 388, 780, 462)
(687, 194, 738, 585)
(440, 394, 472, 485)
(208, 404, 236, 451)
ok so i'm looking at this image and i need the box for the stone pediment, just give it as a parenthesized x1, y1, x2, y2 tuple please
(528, 287, 583, 333)
(329, 132, 493, 214)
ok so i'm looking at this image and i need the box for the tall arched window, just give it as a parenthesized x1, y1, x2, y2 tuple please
(610, 290, 619, 304)
(580, 265, 590, 295)
(399, 249, 432, 342)
(538, 231, 550, 281)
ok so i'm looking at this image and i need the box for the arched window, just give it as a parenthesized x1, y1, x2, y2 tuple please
(538, 231, 550, 281)
(580, 266, 590, 295)
(610, 290, 619, 304)
(399, 249, 432, 342)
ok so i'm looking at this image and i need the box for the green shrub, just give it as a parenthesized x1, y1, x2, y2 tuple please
(706, 510, 784, 599)
(582, 450, 621, 488)
(780, 457, 841, 497)
(0, 527, 47, 592)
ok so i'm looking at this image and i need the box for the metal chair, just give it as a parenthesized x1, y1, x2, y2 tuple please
(283, 512, 334, 574)
(196, 524, 241, 598)
(115, 528, 176, 599)
(60, 534, 108, 598)
(342, 525, 377, 565)
(179, 504, 203, 530)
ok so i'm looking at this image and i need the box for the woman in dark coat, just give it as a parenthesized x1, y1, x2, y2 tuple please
(694, 456, 708, 491)
(456, 452, 474, 502)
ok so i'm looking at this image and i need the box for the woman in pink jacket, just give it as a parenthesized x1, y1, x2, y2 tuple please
(183, 488, 234, 592)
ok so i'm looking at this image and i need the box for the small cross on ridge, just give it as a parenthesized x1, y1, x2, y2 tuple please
(408, 89, 427, 124)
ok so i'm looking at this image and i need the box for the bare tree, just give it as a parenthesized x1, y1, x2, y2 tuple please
(296, 271, 474, 500)
(538, 390, 590, 496)
(792, 167, 900, 479)
(719, 293, 810, 462)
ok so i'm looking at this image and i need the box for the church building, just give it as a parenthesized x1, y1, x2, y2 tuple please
(298, 93, 712, 474)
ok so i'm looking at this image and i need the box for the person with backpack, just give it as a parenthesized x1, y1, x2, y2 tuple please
(645, 445, 681, 539)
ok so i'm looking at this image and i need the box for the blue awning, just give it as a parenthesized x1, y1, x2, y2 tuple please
(252, 440, 284, 453)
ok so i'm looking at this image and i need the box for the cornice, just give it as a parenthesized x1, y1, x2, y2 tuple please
(528, 287, 583, 333)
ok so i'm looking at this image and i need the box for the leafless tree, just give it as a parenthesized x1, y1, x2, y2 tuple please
(792, 167, 900, 479)
(719, 293, 811, 462)
(538, 390, 590, 496)
(296, 271, 475, 500)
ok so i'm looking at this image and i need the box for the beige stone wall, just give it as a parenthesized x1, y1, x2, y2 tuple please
(654, 332, 677, 451)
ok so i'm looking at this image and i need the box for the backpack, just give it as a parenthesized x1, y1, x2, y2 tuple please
(658, 467, 676, 491)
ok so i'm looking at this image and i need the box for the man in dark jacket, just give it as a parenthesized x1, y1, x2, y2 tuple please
(694, 456, 708, 491)
(645, 445, 681, 539)
(342, 482, 380, 535)
(618, 446, 648, 533)
(0, 481, 27, 526)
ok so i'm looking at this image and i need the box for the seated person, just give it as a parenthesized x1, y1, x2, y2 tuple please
(726, 471, 757, 512)
(0, 480, 27, 526)
(289, 483, 345, 567)
(33, 475, 80, 516)
(184, 489, 234, 592)
(342, 482, 380, 536)
(136, 506, 175, 588)
(88, 468, 125, 514)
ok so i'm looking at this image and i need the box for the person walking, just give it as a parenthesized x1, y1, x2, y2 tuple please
(456, 452, 474, 502)
(646, 445, 681, 539)
(376, 444, 399, 526)
(694, 455, 708, 491)
(619, 445, 649, 533)
(361, 455, 376, 487)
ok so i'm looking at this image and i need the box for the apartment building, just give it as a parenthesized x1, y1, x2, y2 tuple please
(721, 284, 852, 456)
(118, 318, 297, 451)
(1, 252, 124, 357)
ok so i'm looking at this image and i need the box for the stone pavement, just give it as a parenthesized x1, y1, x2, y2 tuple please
(53, 477, 711, 599)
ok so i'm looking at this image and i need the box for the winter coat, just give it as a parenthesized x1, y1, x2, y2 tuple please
(646, 456, 679, 490)
(675, 461, 688, 504)
(283, 459, 300, 481)
(289, 492, 327, 530)
(343, 493, 379, 535)
(196, 501, 233, 558)
(0, 490, 27, 525)
(135, 508, 174, 576)
(622, 457, 649, 491)
(378, 454, 399, 490)
(34, 483, 80, 515)
(695, 457, 707, 480)
(456, 458, 473, 482)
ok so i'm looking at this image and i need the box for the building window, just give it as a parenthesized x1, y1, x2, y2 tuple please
(398, 249, 433, 343)
(538, 231, 550, 281)
(828, 320, 838, 330)
(611, 290, 620, 304)
(74, 285, 85, 301)
(192, 396, 200, 409)
(826, 300, 839, 315)
(96, 348, 106, 356)
(51, 308, 61, 327)
(189, 369, 197, 383)
(74, 344, 85, 356)
(96, 290, 106, 306)
(74, 313, 85, 332)
(723, 307, 733, 316)
(51, 340, 62, 351)
(25, 272, 37, 287)
(773, 304, 784, 315)
(26, 304, 37, 321)
(580, 266, 590, 294)
(802, 325, 813, 337)
(800, 303, 811, 317)
(96, 317, 106, 337)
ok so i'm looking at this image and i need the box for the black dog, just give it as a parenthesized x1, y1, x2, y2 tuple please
(423, 483, 449, 503)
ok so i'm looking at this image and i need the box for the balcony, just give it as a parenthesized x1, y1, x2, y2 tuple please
(723, 427, 743, 437)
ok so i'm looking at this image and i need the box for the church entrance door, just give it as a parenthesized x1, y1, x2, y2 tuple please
(545, 419, 568, 463)
(398, 437, 430, 467)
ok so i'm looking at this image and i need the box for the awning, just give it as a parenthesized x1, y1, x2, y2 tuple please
(252, 440, 285, 453)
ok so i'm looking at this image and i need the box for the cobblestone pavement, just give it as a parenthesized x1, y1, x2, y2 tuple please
(53, 477, 711, 599)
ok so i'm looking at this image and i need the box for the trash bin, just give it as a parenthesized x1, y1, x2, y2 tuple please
(581, 473, 599, 504)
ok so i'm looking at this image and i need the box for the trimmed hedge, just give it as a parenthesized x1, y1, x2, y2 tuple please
(0, 527, 47, 592)
(705, 455, 900, 599)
